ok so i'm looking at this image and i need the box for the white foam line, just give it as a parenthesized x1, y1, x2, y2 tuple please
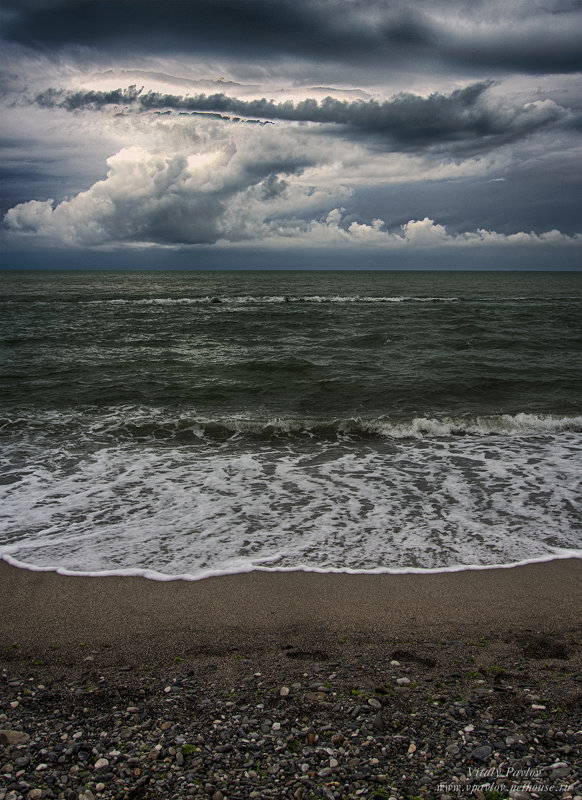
(85, 295, 461, 305)
(3, 550, 581, 583)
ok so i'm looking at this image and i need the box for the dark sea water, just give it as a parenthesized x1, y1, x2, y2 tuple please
(1, 270, 581, 578)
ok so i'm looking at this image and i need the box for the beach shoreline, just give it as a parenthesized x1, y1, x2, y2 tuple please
(1, 558, 581, 799)
(2, 557, 582, 665)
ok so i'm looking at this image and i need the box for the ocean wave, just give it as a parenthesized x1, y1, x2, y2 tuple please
(5, 294, 577, 307)
(2, 410, 580, 577)
(2, 410, 581, 441)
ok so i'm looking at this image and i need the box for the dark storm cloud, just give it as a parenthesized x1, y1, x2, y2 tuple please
(33, 86, 274, 126)
(33, 82, 573, 155)
(1, 0, 379, 60)
(35, 85, 144, 109)
(2, 0, 581, 74)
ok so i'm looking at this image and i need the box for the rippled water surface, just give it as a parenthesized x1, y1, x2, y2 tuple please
(1, 270, 581, 577)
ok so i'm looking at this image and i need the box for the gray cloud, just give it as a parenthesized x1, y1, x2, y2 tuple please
(2, 0, 581, 74)
(31, 82, 575, 156)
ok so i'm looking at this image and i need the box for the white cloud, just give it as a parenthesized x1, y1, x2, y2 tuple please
(5, 144, 237, 245)
(401, 217, 449, 245)
(4, 198, 55, 233)
(257, 211, 581, 249)
(6, 147, 579, 253)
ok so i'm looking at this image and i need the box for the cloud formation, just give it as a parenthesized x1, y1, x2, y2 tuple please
(3, 142, 345, 246)
(5, 145, 579, 252)
(1, 0, 580, 266)
(32, 82, 575, 157)
(3, 0, 581, 74)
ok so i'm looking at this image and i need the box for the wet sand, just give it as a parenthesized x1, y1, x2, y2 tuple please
(1, 558, 581, 665)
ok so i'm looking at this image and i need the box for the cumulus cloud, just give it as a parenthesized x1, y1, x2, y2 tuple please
(279, 211, 581, 249)
(5, 147, 227, 245)
(4, 146, 579, 251)
(3, 140, 344, 246)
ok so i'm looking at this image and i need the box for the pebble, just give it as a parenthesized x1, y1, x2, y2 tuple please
(470, 744, 493, 763)
(0, 730, 30, 746)
(552, 767, 571, 779)
(0, 639, 579, 800)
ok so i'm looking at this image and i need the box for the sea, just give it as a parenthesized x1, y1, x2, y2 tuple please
(1, 269, 581, 580)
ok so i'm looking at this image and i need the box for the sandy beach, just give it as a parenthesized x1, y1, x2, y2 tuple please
(1, 559, 581, 800)
(1, 558, 582, 665)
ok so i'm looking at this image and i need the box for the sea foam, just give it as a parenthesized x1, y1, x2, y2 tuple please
(1, 410, 580, 579)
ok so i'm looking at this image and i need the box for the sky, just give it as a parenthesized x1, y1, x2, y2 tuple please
(0, 0, 581, 269)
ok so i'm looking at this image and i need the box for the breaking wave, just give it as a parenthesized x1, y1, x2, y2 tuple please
(1, 409, 581, 442)
(85, 295, 461, 305)
(1, 409, 580, 577)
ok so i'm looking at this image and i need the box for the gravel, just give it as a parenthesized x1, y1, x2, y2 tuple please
(1, 632, 581, 800)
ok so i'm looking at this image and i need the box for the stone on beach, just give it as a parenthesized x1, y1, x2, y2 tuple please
(469, 744, 493, 763)
(0, 729, 30, 746)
